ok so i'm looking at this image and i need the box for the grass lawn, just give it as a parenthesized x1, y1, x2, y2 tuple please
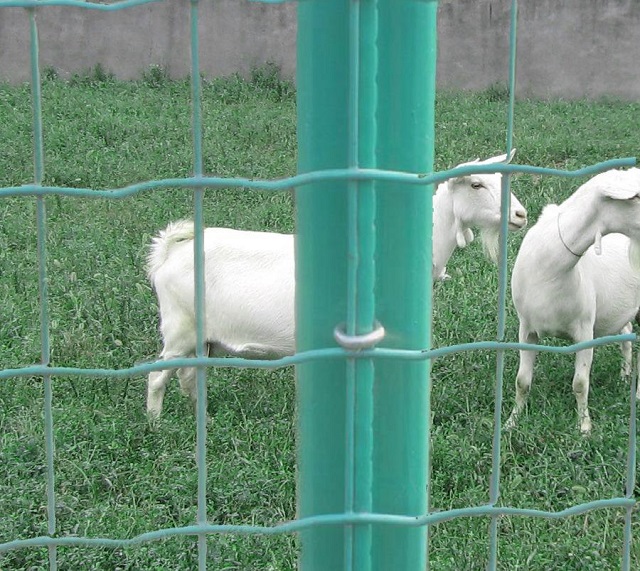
(0, 67, 638, 569)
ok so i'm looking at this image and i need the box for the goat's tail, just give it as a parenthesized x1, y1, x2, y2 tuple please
(147, 220, 195, 282)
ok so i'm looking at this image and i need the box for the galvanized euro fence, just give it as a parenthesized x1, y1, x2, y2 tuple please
(0, 0, 637, 570)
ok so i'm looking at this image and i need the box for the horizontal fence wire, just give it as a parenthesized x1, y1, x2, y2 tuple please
(0, 159, 636, 199)
(1, 494, 636, 551)
(1, 335, 638, 380)
(0, 0, 637, 569)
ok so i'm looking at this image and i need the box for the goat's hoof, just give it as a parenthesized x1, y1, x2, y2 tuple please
(146, 411, 162, 429)
(190, 402, 212, 425)
(579, 421, 592, 436)
(503, 417, 517, 431)
(503, 409, 521, 431)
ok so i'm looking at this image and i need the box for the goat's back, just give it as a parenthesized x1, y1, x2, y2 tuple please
(152, 227, 296, 357)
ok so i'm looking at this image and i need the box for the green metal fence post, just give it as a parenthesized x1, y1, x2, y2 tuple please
(296, 1, 351, 568)
(372, 1, 438, 569)
(297, 0, 438, 569)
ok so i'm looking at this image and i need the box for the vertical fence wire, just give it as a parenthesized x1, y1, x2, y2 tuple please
(344, 1, 362, 568)
(487, 1, 518, 568)
(188, 0, 208, 568)
(622, 364, 637, 571)
(28, 7, 57, 571)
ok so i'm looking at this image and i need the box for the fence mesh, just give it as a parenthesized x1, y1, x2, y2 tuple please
(0, 0, 637, 569)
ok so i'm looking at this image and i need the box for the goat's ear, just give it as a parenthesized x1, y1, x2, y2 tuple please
(600, 184, 639, 201)
(598, 168, 640, 200)
(448, 174, 471, 187)
(477, 148, 516, 165)
(454, 149, 516, 170)
(454, 158, 480, 169)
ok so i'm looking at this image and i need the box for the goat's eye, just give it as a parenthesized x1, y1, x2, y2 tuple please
(471, 182, 483, 190)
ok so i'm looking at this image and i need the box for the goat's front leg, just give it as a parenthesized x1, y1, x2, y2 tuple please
(620, 322, 633, 378)
(636, 351, 640, 401)
(618, 322, 640, 400)
(573, 344, 594, 435)
(505, 324, 538, 430)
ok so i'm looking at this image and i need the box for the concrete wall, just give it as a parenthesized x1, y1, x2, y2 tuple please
(1, 0, 639, 99)
(438, 0, 640, 99)
(0, 0, 297, 83)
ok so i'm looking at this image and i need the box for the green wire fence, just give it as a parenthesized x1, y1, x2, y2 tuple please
(0, 0, 637, 569)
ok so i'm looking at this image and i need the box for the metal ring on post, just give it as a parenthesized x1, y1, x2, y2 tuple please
(333, 321, 386, 351)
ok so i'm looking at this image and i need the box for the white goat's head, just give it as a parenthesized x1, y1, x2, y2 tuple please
(447, 149, 527, 262)
(592, 167, 640, 270)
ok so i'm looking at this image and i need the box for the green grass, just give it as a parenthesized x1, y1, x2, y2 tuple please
(0, 70, 639, 569)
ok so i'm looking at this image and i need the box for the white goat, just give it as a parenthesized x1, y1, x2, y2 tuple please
(432, 150, 526, 279)
(507, 167, 640, 435)
(146, 152, 527, 418)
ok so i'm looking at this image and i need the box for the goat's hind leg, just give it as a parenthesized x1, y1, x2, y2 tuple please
(147, 319, 197, 418)
(147, 343, 193, 419)
(177, 366, 198, 407)
(225, 342, 288, 359)
(147, 368, 174, 420)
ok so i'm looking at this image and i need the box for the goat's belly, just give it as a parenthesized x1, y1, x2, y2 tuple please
(593, 284, 640, 337)
(527, 315, 584, 341)
(594, 309, 638, 338)
(208, 303, 295, 357)
(523, 301, 637, 340)
(586, 237, 640, 334)
(515, 286, 590, 338)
